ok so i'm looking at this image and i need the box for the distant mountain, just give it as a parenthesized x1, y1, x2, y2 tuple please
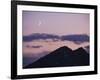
(24, 46, 89, 69)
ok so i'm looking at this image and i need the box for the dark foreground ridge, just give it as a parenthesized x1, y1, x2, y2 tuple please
(24, 46, 89, 69)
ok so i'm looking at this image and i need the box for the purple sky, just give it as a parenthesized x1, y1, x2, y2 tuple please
(22, 11, 90, 36)
(22, 11, 90, 66)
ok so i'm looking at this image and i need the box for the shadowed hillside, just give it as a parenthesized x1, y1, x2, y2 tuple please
(24, 46, 89, 69)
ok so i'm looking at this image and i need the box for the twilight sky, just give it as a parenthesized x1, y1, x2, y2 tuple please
(22, 11, 90, 36)
(22, 11, 90, 67)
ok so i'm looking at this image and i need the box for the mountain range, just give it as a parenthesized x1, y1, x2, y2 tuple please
(24, 46, 89, 69)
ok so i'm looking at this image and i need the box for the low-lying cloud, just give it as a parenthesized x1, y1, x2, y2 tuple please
(26, 45, 42, 48)
(23, 33, 89, 44)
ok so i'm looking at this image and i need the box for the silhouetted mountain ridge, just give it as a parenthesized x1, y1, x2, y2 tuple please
(73, 47, 88, 54)
(24, 46, 89, 68)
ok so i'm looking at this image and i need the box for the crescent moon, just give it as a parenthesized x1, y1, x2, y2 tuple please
(38, 20, 42, 26)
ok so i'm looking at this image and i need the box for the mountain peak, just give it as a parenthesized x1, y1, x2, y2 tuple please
(51, 46, 73, 55)
(59, 46, 71, 49)
(75, 47, 85, 51)
(73, 47, 88, 54)
(56, 46, 72, 51)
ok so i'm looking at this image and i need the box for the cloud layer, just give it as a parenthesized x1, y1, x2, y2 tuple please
(23, 33, 89, 44)
(26, 45, 42, 48)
